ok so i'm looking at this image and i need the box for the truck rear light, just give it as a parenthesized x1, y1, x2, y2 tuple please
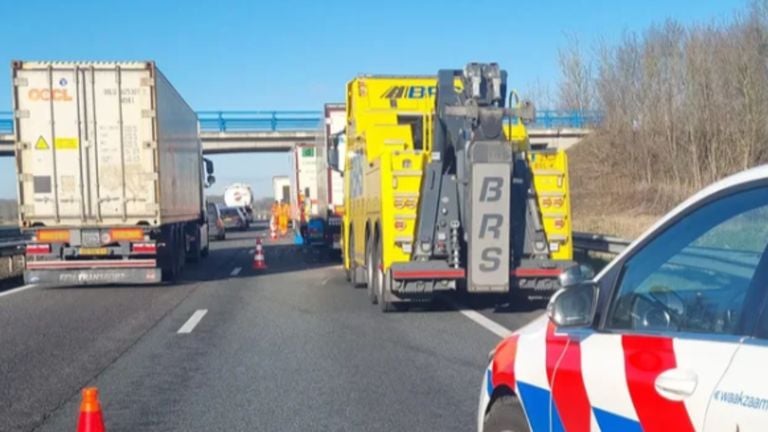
(394, 221, 406, 231)
(542, 198, 552, 208)
(132, 243, 157, 254)
(38, 229, 69, 242)
(404, 198, 417, 209)
(394, 198, 405, 209)
(26, 244, 51, 255)
(110, 228, 144, 242)
(553, 198, 564, 208)
(554, 219, 565, 229)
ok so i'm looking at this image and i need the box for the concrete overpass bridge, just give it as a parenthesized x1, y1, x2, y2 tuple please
(0, 110, 599, 156)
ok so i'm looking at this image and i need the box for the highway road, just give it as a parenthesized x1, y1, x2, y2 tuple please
(0, 228, 544, 432)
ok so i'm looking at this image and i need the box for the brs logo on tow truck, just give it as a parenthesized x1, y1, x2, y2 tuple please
(380, 86, 436, 99)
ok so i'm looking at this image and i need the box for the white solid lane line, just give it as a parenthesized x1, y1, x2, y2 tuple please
(230, 267, 242, 276)
(0, 284, 37, 299)
(442, 297, 514, 339)
(177, 309, 208, 334)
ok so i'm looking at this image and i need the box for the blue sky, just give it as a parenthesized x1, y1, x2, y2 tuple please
(0, 0, 746, 199)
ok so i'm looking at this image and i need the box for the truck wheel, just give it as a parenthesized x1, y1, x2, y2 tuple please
(187, 232, 201, 263)
(367, 236, 378, 305)
(377, 241, 398, 312)
(161, 228, 178, 283)
(483, 395, 529, 432)
(349, 233, 363, 288)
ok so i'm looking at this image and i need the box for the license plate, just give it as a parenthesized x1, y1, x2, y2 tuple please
(80, 247, 109, 255)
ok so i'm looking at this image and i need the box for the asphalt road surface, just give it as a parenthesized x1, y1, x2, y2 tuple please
(0, 228, 544, 432)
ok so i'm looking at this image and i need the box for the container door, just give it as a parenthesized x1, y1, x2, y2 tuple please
(15, 64, 156, 226)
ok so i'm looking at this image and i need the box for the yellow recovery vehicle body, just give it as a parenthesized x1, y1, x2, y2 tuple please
(331, 64, 574, 311)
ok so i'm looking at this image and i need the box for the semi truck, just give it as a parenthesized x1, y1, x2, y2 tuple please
(272, 176, 291, 205)
(311, 103, 346, 250)
(223, 183, 254, 222)
(291, 143, 320, 224)
(12, 61, 214, 285)
(328, 63, 575, 311)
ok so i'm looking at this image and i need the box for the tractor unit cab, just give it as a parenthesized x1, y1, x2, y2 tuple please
(397, 62, 572, 296)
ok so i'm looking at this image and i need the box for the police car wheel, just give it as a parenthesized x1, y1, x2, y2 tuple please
(483, 395, 529, 432)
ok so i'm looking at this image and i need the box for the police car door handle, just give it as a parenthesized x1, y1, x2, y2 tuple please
(654, 369, 698, 401)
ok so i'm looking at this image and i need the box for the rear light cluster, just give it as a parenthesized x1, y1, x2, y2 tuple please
(554, 219, 566, 229)
(541, 197, 565, 208)
(394, 221, 407, 231)
(394, 198, 417, 209)
(109, 228, 144, 242)
(26, 244, 51, 255)
(131, 243, 157, 254)
(37, 230, 69, 242)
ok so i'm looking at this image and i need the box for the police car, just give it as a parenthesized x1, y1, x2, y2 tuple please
(479, 165, 768, 432)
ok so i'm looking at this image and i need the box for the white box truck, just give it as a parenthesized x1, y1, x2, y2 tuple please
(310, 103, 346, 250)
(12, 61, 214, 285)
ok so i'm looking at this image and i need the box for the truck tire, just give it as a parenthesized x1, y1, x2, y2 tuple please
(367, 235, 377, 305)
(349, 232, 364, 288)
(161, 228, 178, 283)
(187, 229, 202, 263)
(482, 395, 529, 432)
(376, 240, 399, 312)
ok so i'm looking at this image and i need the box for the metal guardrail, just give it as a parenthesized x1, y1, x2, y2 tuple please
(573, 231, 630, 255)
(0, 109, 603, 134)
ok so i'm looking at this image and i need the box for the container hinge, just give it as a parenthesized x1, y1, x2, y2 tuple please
(142, 109, 156, 118)
(140, 77, 154, 87)
(15, 110, 29, 119)
(14, 77, 28, 87)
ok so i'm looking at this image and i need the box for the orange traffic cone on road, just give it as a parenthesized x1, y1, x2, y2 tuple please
(77, 387, 106, 432)
(252, 238, 267, 270)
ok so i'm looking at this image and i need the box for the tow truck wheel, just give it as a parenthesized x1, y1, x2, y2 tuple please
(483, 394, 528, 432)
(377, 240, 397, 313)
(366, 235, 378, 304)
(349, 233, 363, 288)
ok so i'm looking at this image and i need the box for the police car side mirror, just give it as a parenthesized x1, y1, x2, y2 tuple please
(558, 264, 595, 288)
(547, 282, 598, 328)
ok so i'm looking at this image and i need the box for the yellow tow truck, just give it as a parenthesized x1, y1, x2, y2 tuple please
(327, 63, 574, 311)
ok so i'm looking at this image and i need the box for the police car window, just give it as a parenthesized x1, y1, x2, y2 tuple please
(605, 186, 768, 336)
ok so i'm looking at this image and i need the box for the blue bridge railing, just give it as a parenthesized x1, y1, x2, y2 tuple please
(0, 109, 602, 134)
(197, 110, 323, 132)
(0, 112, 11, 134)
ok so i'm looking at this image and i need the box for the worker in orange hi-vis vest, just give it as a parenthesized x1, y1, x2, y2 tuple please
(278, 201, 290, 236)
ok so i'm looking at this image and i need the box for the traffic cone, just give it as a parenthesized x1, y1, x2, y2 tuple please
(76, 387, 106, 432)
(252, 238, 267, 270)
